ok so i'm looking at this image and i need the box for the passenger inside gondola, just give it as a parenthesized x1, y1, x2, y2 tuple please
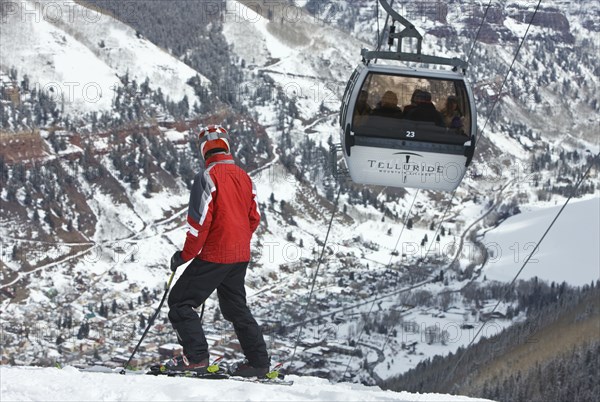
(353, 90, 372, 126)
(440, 95, 466, 134)
(356, 90, 372, 115)
(372, 90, 403, 118)
(402, 89, 423, 117)
(404, 90, 445, 127)
(349, 72, 473, 142)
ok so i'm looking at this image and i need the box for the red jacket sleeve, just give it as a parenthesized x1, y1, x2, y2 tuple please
(181, 171, 215, 262)
(249, 180, 260, 233)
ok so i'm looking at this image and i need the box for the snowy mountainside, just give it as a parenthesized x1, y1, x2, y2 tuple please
(0, 366, 492, 402)
(0, 0, 207, 114)
(480, 195, 600, 286)
(0, 0, 599, 396)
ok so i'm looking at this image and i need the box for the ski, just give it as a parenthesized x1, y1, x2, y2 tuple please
(228, 376, 294, 386)
(146, 371, 293, 386)
(70, 359, 294, 385)
(147, 369, 230, 380)
(147, 359, 293, 385)
(73, 365, 145, 375)
(228, 362, 293, 386)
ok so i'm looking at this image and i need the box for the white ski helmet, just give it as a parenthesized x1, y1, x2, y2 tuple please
(197, 124, 231, 159)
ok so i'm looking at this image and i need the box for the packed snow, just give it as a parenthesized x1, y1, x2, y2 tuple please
(481, 196, 600, 286)
(0, 366, 492, 402)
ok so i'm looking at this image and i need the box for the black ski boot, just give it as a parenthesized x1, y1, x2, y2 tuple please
(229, 359, 269, 378)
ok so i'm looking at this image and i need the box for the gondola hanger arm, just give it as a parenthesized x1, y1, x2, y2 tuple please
(379, 0, 423, 45)
(363, 0, 468, 72)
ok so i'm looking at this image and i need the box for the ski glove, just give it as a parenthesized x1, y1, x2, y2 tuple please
(170, 251, 186, 272)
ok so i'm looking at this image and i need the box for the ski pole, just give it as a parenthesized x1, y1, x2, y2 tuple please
(120, 270, 176, 374)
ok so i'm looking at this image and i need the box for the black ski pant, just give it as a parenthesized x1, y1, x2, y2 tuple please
(167, 259, 269, 367)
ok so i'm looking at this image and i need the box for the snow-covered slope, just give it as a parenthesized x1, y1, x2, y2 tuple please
(0, 366, 492, 402)
(223, 0, 364, 126)
(481, 195, 600, 286)
(0, 0, 206, 113)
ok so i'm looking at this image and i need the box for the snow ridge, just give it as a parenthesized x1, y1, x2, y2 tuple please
(0, 366, 491, 402)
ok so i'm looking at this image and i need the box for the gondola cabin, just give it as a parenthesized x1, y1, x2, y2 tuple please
(339, 64, 476, 191)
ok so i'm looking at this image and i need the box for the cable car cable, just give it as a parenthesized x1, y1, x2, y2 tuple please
(423, 190, 458, 260)
(388, 189, 420, 264)
(474, 0, 542, 148)
(288, 186, 343, 371)
(341, 170, 466, 377)
(445, 151, 599, 389)
(378, 188, 458, 355)
(340, 188, 420, 378)
(312, 8, 399, 370)
(376, 0, 380, 52)
(465, 0, 495, 66)
(334, 0, 584, 386)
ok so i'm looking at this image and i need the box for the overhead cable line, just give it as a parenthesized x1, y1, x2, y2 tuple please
(465, 0, 495, 66)
(380, 188, 458, 354)
(288, 186, 343, 370)
(474, 0, 543, 148)
(341, 188, 420, 379)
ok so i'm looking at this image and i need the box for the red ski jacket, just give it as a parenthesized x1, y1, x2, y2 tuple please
(181, 154, 260, 264)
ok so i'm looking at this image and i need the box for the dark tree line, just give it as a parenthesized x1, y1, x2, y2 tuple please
(530, 149, 598, 200)
(382, 280, 600, 402)
(0, 68, 195, 133)
(2, 157, 94, 232)
(1, 69, 63, 131)
(480, 340, 599, 402)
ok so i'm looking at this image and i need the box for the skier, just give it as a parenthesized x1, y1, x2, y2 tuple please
(165, 124, 270, 377)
